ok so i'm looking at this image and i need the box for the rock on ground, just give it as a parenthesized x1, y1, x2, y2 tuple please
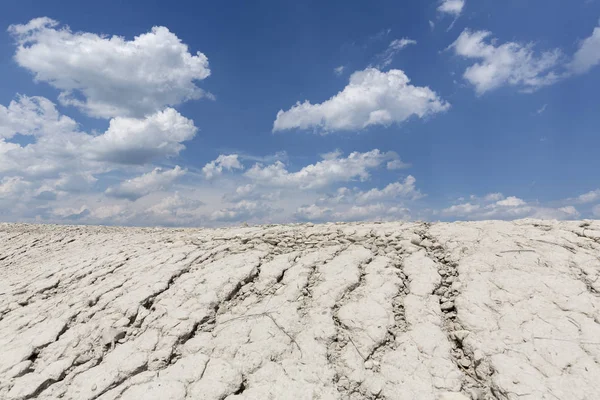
(0, 219, 599, 400)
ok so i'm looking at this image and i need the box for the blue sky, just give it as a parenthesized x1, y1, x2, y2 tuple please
(1, 0, 599, 226)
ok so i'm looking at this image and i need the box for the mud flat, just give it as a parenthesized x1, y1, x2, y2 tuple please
(1, 219, 599, 399)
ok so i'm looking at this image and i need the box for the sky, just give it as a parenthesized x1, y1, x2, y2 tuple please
(1, 0, 600, 227)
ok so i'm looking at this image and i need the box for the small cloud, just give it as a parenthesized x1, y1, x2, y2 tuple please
(568, 23, 600, 74)
(577, 189, 600, 203)
(449, 29, 562, 94)
(536, 104, 548, 114)
(386, 159, 410, 170)
(438, 0, 465, 17)
(334, 66, 345, 76)
(429, 20, 435, 31)
(374, 38, 417, 69)
(202, 155, 243, 179)
(273, 68, 449, 133)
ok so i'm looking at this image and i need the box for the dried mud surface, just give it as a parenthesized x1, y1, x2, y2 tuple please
(1, 219, 599, 399)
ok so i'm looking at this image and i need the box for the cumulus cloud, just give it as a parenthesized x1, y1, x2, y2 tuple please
(355, 176, 423, 203)
(0, 95, 79, 139)
(438, 0, 465, 17)
(450, 29, 562, 94)
(294, 204, 333, 221)
(295, 175, 422, 222)
(87, 108, 197, 164)
(577, 189, 600, 204)
(0, 94, 199, 223)
(483, 192, 503, 202)
(387, 159, 410, 170)
(0, 177, 32, 198)
(1, 97, 197, 181)
(441, 192, 580, 220)
(495, 196, 526, 207)
(375, 38, 417, 69)
(569, 23, 600, 74)
(9, 17, 211, 118)
(273, 68, 449, 132)
(202, 155, 243, 179)
(245, 149, 401, 189)
(0, 97, 91, 179)
(54, 172, 97, 193)
(210, 200, 274, 222)
(105, 166, 185, 201)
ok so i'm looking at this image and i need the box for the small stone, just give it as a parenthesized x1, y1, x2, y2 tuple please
(438, 269, 447, 276)
(410, 235, 422, 246)
(369, 379, 383, 395)
(364, 360, 374, 369)
(435, 287, 448, 296)
(460, 358, 472, 368)
(451, 281, 462, 291)
(420, 239, 433, 248)
(440, 301, 454, 311)
(452, 330, 470, 342)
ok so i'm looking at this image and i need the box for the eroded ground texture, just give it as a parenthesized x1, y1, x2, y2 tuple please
(1, 220, 599, 400)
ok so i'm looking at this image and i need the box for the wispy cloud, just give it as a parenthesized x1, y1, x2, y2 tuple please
(374, 38, 417, 69)
(536, 104, 548, 114)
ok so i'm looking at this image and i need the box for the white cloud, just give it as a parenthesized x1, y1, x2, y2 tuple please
(375, 38, 417, 69)
(442, 202, 480, 217)
(0, 97, 91, 179)
(210, 200, 273, 222)
(569, 24, 600, 74)
(9, 17, 211, 118)
(296, 175, 422, 222)
(483, 192, 504, 202)
(245, 149, 400, 189)
(202, 154, 243, 179)
(87, 108, 197, 164)
(438, 0, 465, 17)
(0, 95, 79, 139)
(334, 66, 345, 75)
(144, 192, 204, 220)
(495, 196, 526, 207)
(450, 29, 562, 94)
(593, 204, 600, 217)
(355, 176, 422, 203)
(0, 97, 197, 184)
(295, 204, 333, 221)
(273, 68, 449, 132)
(105, 166, 185, 200)
(577, 189, 600, 204)
(536, 104, 548, 115)
(387, 159, 409, 170)
(441, 192, 580, 220)
(54, 172, 97, 193)
(333, 203, 411, 222)
(0, 177, 32, 198)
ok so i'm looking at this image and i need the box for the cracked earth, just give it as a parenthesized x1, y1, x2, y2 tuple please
(1, 219, 599, 400)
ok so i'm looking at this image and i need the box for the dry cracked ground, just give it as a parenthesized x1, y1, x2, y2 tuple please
(1, 220, 599, 400)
